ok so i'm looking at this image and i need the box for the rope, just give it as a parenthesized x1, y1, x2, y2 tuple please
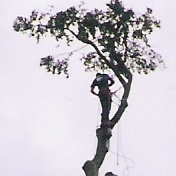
(117, 122, 121, 166)
(111, 86, 123, 106)
(53, 35, 101, 58)
(55, 44, 88, 57)
(110, 150, 135, 176)
(109, 123, 135, 176)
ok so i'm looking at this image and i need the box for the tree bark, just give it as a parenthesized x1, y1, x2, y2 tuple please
(82, 127, 112, 176)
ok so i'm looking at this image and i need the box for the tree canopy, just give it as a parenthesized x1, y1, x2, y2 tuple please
(13, 0, 163, 81)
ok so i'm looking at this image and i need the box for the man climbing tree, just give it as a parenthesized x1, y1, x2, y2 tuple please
(13, 0, 164, 175)
(91, 73, 114, 127)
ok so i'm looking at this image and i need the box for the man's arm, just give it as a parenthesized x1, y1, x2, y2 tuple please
(91, 86, 99, 96)
(91, 80, 99, 96)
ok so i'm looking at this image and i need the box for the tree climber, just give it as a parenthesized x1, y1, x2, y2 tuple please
(91, 73, 115, 127)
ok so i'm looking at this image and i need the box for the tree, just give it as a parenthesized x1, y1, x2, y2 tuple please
(13, 0, 164, 175)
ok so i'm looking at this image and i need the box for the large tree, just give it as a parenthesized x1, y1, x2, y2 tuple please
(13, 0, 164, 175)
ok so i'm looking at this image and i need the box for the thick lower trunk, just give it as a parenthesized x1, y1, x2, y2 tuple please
(82, 127, 111, 176)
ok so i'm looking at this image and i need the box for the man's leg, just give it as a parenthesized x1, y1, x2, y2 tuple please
(100, 95, 110, 127)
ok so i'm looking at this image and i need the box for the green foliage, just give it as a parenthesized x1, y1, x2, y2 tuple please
(40, 55, 69, 77)
(13, 0, 164, 78)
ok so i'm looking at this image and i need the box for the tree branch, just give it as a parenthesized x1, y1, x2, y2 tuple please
(84, 42, 127, 87)
(65, 27, 127, 86)
(110, 74, 133, 128)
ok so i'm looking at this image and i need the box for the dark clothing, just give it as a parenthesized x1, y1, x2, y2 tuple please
(99, 88, 112, 122)
(91, 74, 112, 91)
(91, 74, 114, 124)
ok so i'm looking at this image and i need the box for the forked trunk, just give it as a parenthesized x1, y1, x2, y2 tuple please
(82, 75, 132, 176)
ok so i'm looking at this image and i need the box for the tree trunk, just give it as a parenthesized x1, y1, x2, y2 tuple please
(83, 75, 132, 176)
(82, 127, 112, 176)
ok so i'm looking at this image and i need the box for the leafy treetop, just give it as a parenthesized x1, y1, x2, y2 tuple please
(13, 0, 163, 81)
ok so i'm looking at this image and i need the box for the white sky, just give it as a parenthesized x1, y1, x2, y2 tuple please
(0, 0, 176, 176)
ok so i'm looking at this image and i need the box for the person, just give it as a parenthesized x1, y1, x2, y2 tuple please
(91, 73, 114, 127)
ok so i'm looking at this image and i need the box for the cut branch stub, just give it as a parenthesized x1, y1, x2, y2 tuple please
(83, 127, 112, 176)
(82, 160, 98, 176)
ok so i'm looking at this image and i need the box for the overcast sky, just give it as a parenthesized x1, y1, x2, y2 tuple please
(0, 0, 176, 176)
